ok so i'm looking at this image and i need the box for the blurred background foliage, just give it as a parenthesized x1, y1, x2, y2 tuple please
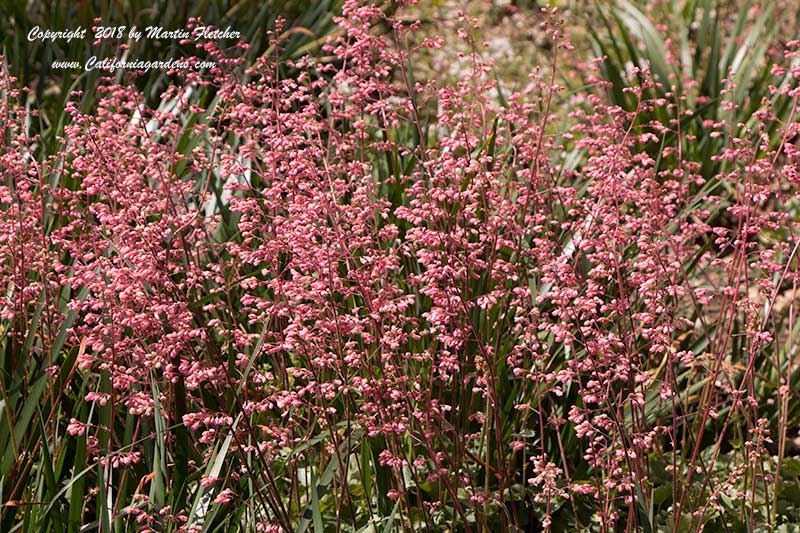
(0, 0, 342, 142)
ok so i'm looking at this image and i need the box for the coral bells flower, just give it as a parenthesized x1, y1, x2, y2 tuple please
(67, 418, 87, 436)
(1, 0, 798, 531)
(213, 489, 236, 505)
(528, 456, 566, 503)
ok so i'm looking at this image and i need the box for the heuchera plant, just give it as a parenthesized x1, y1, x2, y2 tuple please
(2, 1, 800, 531)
